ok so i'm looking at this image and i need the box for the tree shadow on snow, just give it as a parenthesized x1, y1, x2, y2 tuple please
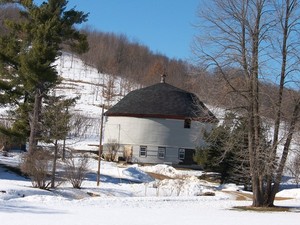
(0, 164, 29, 181)
(85, 172, 144, 184)
(0, 203, 66, 214)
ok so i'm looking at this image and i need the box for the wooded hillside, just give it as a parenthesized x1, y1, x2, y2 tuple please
(80, 27, 190, 88)
(79, 28, 298, 120)
(0, 5, 296, 121)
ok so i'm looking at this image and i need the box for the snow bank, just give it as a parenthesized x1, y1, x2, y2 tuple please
(277, 188, 300, 199)
(122, 166, 154, 183)
(140, 164, 180, 178)
(218, 183, 243, 191)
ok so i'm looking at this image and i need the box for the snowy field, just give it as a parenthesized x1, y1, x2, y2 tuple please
(0, 152, 300, 225)
(1, 53, 300, 224)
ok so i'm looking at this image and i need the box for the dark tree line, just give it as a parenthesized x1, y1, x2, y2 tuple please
(80, 27, 190, 89)
(80, 28, 298, 125)
(188, 67, 298, 122)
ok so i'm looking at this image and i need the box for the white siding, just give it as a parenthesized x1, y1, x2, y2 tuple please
(104, 116, 213, 148)
(103, 116, 214, 164)
(130, 145, 181, 164)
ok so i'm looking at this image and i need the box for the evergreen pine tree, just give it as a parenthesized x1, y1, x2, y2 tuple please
(0, 0, 88, 153)
(196, 113, 249, 184)
(196, 112, 269, 188)
(40, 94, 76, 188)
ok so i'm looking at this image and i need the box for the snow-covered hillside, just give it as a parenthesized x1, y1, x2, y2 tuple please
(55, 53, 103, 117)
(0, 52, 141, 151)
(52, 52, 139, 151)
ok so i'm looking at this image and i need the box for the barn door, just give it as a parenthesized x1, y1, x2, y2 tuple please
(179, 148, 195, 165)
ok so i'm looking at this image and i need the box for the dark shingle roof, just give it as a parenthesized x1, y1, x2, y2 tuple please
(105, 82, 218, 122)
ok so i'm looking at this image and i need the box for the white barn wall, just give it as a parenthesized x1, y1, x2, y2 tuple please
(104, 116, 212, 147)
(131, 145, 180, 164)
(103, 116, 214, 164)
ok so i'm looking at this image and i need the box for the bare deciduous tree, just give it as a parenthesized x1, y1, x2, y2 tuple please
(285, 153, 300, 187)
(68, 113, 93, 138)
(80, 27, 190, 89)
(194, 0, 300, 207)
(102, 75, 119, 109)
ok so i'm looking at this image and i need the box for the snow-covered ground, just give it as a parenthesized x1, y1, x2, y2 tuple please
(1, 52, 300, 224)
(0, 152, 300, 225)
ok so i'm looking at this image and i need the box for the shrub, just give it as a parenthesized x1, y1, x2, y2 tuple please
(21, 149, 52, 189)
(64, 153, 89, 189)
(104, 139, 120, 161)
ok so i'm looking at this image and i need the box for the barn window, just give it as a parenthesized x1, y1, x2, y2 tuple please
(139, 146, 147, 157)
(178, 148, 185, 160)
(184, 118, 191, 128)
(158, 147, 166, 159)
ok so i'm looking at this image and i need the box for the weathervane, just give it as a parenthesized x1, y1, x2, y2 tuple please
(160, 74, 167, 83)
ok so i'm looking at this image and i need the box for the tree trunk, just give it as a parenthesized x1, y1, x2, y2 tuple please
(250, 0, 264, 207)
(28, 89, 42, 154)
(62, 138, 66, 161)
(266, 0, 291, 202)
(267, 99, 300, 206)
(62, 106, 68, 161)
(51, 139, 59, 188)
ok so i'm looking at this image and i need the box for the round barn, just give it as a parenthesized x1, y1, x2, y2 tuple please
(103, 75, 218, 165)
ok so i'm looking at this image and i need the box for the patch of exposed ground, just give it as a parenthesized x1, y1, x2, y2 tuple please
(224, 190, 293, 201)
(146, 172, 172, 180)
(233, 205, 300, 212)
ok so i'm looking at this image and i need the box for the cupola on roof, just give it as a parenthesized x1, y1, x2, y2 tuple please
(105, 77, 217, 122)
